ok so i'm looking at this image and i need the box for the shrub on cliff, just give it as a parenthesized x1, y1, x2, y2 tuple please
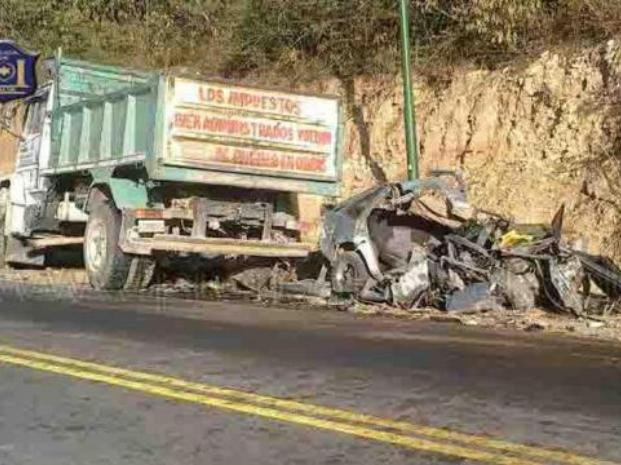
(0, 0, 619, 79)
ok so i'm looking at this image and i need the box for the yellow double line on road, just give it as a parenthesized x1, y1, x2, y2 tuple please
(0, 344, 616, 465)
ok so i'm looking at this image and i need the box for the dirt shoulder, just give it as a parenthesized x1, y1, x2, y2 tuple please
(1, 267, 620, 344)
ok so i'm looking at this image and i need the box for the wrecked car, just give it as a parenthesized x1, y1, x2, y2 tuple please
(316, 172, 621, 315)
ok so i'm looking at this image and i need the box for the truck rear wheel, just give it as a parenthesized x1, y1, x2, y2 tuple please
(84, 202, 131, 290)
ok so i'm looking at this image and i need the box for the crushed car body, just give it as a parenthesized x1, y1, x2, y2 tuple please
(316, 172, 621, 315)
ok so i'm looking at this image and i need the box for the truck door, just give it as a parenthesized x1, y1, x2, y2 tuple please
(8, 89, 51, 237)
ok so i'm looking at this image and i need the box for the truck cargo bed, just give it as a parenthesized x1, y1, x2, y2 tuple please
(43, 58, 342, 196)
(42, 59, 156, 175)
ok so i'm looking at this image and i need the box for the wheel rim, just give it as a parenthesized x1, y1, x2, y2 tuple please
(333, 252, 369, 294)
(86, 219, 107, 271)
(338, 263, 358, 291)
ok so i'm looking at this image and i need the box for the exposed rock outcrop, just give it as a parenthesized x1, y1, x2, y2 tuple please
(309, 40, 621, 261)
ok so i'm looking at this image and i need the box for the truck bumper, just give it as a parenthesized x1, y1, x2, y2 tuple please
(123, 235, 313, 258)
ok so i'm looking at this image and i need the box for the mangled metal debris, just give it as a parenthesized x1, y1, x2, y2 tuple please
(307, 172, 621, 316)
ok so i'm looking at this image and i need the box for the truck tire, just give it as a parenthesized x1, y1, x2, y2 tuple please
(84, 201, 131, 290)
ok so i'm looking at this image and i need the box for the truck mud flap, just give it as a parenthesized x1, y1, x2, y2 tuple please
(5, 236, 45, 267)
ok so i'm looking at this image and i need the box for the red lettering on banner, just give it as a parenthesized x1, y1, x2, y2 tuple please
(202, 116, 251, 136)
(227, 90, 301, 116)
(198, 87, 224, 103)
(281, 155, 295, 171)
(295, 156, 326, 172)
(175, 113, 201, 130)
(212, 146, 229, 162)
(176, 112, 309, 143)
(198, 145, 328, 174)
(297, 129, 332, 146)
(258, 123, 293, 141)
(231, 148, 280, 169)
(175, 112, 252, 137)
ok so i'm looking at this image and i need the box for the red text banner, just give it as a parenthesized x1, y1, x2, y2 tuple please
(166, 77, 340, 181)
(171, 140, 329, 177)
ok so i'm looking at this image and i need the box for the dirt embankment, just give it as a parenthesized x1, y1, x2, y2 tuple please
(305, 39, 621, 262)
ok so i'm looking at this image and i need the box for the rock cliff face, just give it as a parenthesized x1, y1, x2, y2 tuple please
(308, 40, 621, 260)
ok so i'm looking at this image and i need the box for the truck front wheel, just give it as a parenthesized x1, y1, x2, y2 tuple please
(84, 202, 131, 290)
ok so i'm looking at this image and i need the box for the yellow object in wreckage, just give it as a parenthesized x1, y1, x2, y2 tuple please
(499, 230, 535, 248)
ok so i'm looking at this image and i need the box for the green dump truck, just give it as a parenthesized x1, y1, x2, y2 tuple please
(0, 54, 343, 289)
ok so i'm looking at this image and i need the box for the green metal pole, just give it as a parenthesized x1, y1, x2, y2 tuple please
(398, 0, 420, 180)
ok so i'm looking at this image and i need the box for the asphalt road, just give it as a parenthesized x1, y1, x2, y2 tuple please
(0, 280, 620, 465)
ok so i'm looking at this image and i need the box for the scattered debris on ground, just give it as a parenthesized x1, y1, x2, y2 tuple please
(0, 268, 88, 287)
(3, 265, 621, 343)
